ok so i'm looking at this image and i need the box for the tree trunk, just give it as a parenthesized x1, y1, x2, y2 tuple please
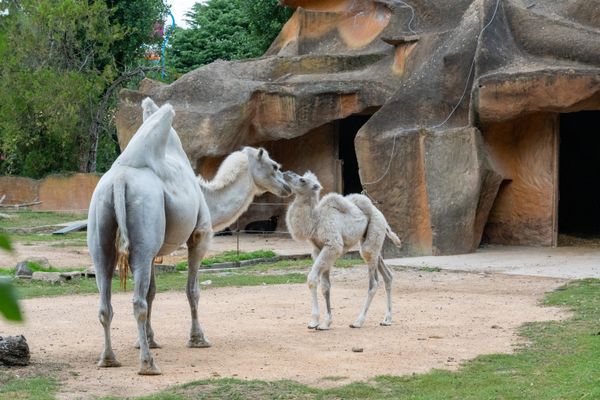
(0, 335, 30, 366)
(85, 67, 160, 173)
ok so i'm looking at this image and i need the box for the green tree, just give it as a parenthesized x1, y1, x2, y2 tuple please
(0, 0, 167, 178)
(241, 0, 293, 52)
(170, 0, 291, 73)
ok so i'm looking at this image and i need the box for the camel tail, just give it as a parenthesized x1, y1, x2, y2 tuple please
(114, 178, 130, 290)
(385, 224, 402, 248)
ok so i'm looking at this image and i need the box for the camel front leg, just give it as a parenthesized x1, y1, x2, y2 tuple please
(350, 258, 379, 328)
(186, 229, 212, 348)
(318, 270, 332, 330)
(307, 245, 340, 330)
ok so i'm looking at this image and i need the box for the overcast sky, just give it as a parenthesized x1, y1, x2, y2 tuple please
(167, 0, 204, 28)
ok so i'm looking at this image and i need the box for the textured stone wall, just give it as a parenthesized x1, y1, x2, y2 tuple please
(116, 0, 600, 255)
(483, 114, 558, 246)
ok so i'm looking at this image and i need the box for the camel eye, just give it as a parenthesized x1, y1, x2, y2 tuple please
(272, 164, 278, 171)
(300, 178, 306, 184)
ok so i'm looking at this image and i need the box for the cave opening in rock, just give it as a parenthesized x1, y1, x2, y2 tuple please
(338, 115, 369, 195)
(558, 111, 600, 238)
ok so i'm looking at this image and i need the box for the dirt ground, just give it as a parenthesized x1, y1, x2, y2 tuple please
(0, 265, 568, 400)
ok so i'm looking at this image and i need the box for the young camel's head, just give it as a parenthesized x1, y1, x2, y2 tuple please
(242, 147, 292, 197)
(283, 171, 322, 197)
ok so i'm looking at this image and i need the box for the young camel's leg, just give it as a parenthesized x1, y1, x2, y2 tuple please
(186, 228, 212, 347)
(378, 256, 393, 326)
(307, 245, 341, 330)
(350, 248, 380, 328)
(134, 266, 160, 349)
(318, 269, 333, 330)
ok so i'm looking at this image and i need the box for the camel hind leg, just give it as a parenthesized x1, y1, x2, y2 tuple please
(130, 253, 161, 375)
(350, 251, 379, 328)
(89, 206, 121, 368)
(96, 257, 120, 367)
(378, 256, 393, 326)
(134, 265, 161, 349)
(186, 227, 212, 348)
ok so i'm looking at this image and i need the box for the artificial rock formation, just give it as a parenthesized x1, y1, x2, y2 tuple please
(117, 0, 600, 255)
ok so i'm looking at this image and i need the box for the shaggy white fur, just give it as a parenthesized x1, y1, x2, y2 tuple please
(285, 171, 401, 330)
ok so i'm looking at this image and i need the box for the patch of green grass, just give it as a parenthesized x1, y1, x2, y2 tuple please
(10, 261, 312, 299)
(176, 250, 277, 270)
(8, 254, 365, 299)
(0, 375, 58, 400)
(418, 266, 442, 273)
(109, 279, 600, 400)
(0, 211, 87, 230)
(7, 231, 88, 246)
(321, 376, 349, 382)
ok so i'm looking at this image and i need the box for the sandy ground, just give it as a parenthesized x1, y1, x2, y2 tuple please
(0, 267, 567, 400)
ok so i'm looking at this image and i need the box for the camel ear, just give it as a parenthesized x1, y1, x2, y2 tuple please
(257, 148, 264, 160)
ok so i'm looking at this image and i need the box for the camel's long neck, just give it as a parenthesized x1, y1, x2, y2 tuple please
(286, 194, 319, 241)
(200, 171, 259, 232)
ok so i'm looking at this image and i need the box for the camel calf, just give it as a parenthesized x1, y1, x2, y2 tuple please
(284, 171, 401, 330)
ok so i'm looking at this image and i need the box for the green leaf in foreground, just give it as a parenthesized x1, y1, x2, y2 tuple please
(0, 278, 23, 321)
(0, 233, 13, 252)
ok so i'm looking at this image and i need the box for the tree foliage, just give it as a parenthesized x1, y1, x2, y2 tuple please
(0, 0, 166, 178)
(170, 0, 292, 73)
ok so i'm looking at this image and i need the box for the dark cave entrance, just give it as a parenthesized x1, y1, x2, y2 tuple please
(338, 115, 370, 195)
(558, 111, 600, 238)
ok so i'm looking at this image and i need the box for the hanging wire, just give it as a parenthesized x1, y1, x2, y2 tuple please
(361, 0, 502, 194)
(396, 0, 417, 34)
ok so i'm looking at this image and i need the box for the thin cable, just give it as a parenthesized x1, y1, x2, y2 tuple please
(396, 0, 417, 34)
(430, 0, 501, 130)
(360, 133, 398, 186)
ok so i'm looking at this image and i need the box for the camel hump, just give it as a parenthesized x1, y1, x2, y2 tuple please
(345, 194, 374, 216)
(142, 97, 160, 121)
(320, 193, 356, 214)
(116, 102, 175, 172)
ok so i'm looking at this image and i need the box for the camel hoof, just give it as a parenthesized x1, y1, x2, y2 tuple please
(138, 359, 161, 375)
(349, 323, 362, 329)
(380, 321, 392, 326)
(98, 358, 121, 368)
(187, 338, 212, 348)
(316, 325, 330, 331)
(307, 323, 319, 329)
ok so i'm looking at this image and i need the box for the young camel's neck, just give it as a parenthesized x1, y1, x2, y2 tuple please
(286, 193, 319, 241)
(198, 155, 260, 232)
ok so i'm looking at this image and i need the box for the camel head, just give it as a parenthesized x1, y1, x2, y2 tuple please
(242, 147, 291, 197)
(283, 171, 322, 197)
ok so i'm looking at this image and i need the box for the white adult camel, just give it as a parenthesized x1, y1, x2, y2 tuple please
(284, 171, 402, 330)
(88, 98, 290, 375)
